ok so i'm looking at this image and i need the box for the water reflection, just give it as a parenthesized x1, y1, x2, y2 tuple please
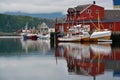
(0, 38, 51, 56)
(20, 39, 50, 54)
(55, 42, 120, 79)
(0, 37, 120, 80)
(0, 38, 23, 55)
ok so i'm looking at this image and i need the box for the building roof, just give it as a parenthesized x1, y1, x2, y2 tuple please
(105, 10, 120, 19)
(67, 8, 75, 12)
(74, 4, 91, 12)
(78, 18, 120, 23)
(102, 18, 120, 22)
(37, 22, 49, 29)
(67, 4, 91, 13)
(62, 18, 120, 24)
(67, 4, 104, 14)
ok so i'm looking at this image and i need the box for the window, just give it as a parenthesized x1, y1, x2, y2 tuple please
(86, 9, 92, 14)
(96, 10, 99, 14)
(76, 11, 80, 14)
(109, 24, 113, 28)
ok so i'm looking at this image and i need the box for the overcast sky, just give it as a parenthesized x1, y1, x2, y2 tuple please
(0, 0, 113, 14)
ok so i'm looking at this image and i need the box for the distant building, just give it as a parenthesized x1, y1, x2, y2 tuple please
(37, 22, 55, 33)
(55, 2, 120, 32)
(37, 22, 49, 34)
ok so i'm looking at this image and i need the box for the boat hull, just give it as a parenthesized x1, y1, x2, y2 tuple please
(90, 31, 112, 42)
(81, 37, 90, 42)
(37, 34, 50, 39)
(58, 36, 91, 42)
(58, 37, 81, 42)
(90, 36, 111, 42)
(23, 34, 38, 40)
(26, 36, 38, 40)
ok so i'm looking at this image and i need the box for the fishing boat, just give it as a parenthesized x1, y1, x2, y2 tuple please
(37, 33, 50, 39)
(20, 22, 31, 36)
(21, 23, 38, 40)
(90, 29, 112, 42)
(57, 34, 82, 42)
(57, 24, 90, 42)
(90, 13, 112, 42)
(23, 33, 38, 40)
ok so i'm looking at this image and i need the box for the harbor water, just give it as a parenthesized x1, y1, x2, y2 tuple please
(0, 36, 120, 80)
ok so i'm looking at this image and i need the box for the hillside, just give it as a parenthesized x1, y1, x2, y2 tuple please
(4, 12, 65, 19)
(0, 14, 55, 32)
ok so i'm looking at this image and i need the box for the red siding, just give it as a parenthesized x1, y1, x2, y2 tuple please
(88, 22, 120, 31)
(79, 5, 104, 20)
(55, 4, 120, 32)
(66, 4, 104, 22)
(55, 21, 120, 32)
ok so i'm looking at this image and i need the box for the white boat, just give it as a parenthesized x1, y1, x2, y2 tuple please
(90, 29, 112, 42)
(57, 24, 90, 42)
(58, 32, 90, 42)
(90, 13, 112, 42)
(58, 35, 82, 42)
(37, 33, 50, 39)
(20, 22, 32, 36)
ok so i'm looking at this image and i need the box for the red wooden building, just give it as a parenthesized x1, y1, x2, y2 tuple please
(55, 3, 120, 33)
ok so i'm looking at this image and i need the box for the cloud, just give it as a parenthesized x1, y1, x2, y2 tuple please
(0, 0, 113, 14)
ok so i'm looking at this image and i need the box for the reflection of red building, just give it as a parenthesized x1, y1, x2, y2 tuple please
(76, 61, 104, 76)
(55, 3, 120, 32)
(55, 43, 120, 76)
(55, 43, 120, 61)
(65, 54, 104, 76)
(112, 51, 120, 60)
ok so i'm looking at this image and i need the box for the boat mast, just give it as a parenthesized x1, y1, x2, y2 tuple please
(25, 22, 28, 30)
(90, 19, 97, 30)
(97, 12, 105, 30)
(97, 12, 101, 31)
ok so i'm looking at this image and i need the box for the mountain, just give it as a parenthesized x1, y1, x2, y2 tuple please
(4, 12, 66, 19)
(0, 14, 55, 32)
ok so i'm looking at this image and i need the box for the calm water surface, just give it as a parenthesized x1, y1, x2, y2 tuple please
(0, 36, 120, 80)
